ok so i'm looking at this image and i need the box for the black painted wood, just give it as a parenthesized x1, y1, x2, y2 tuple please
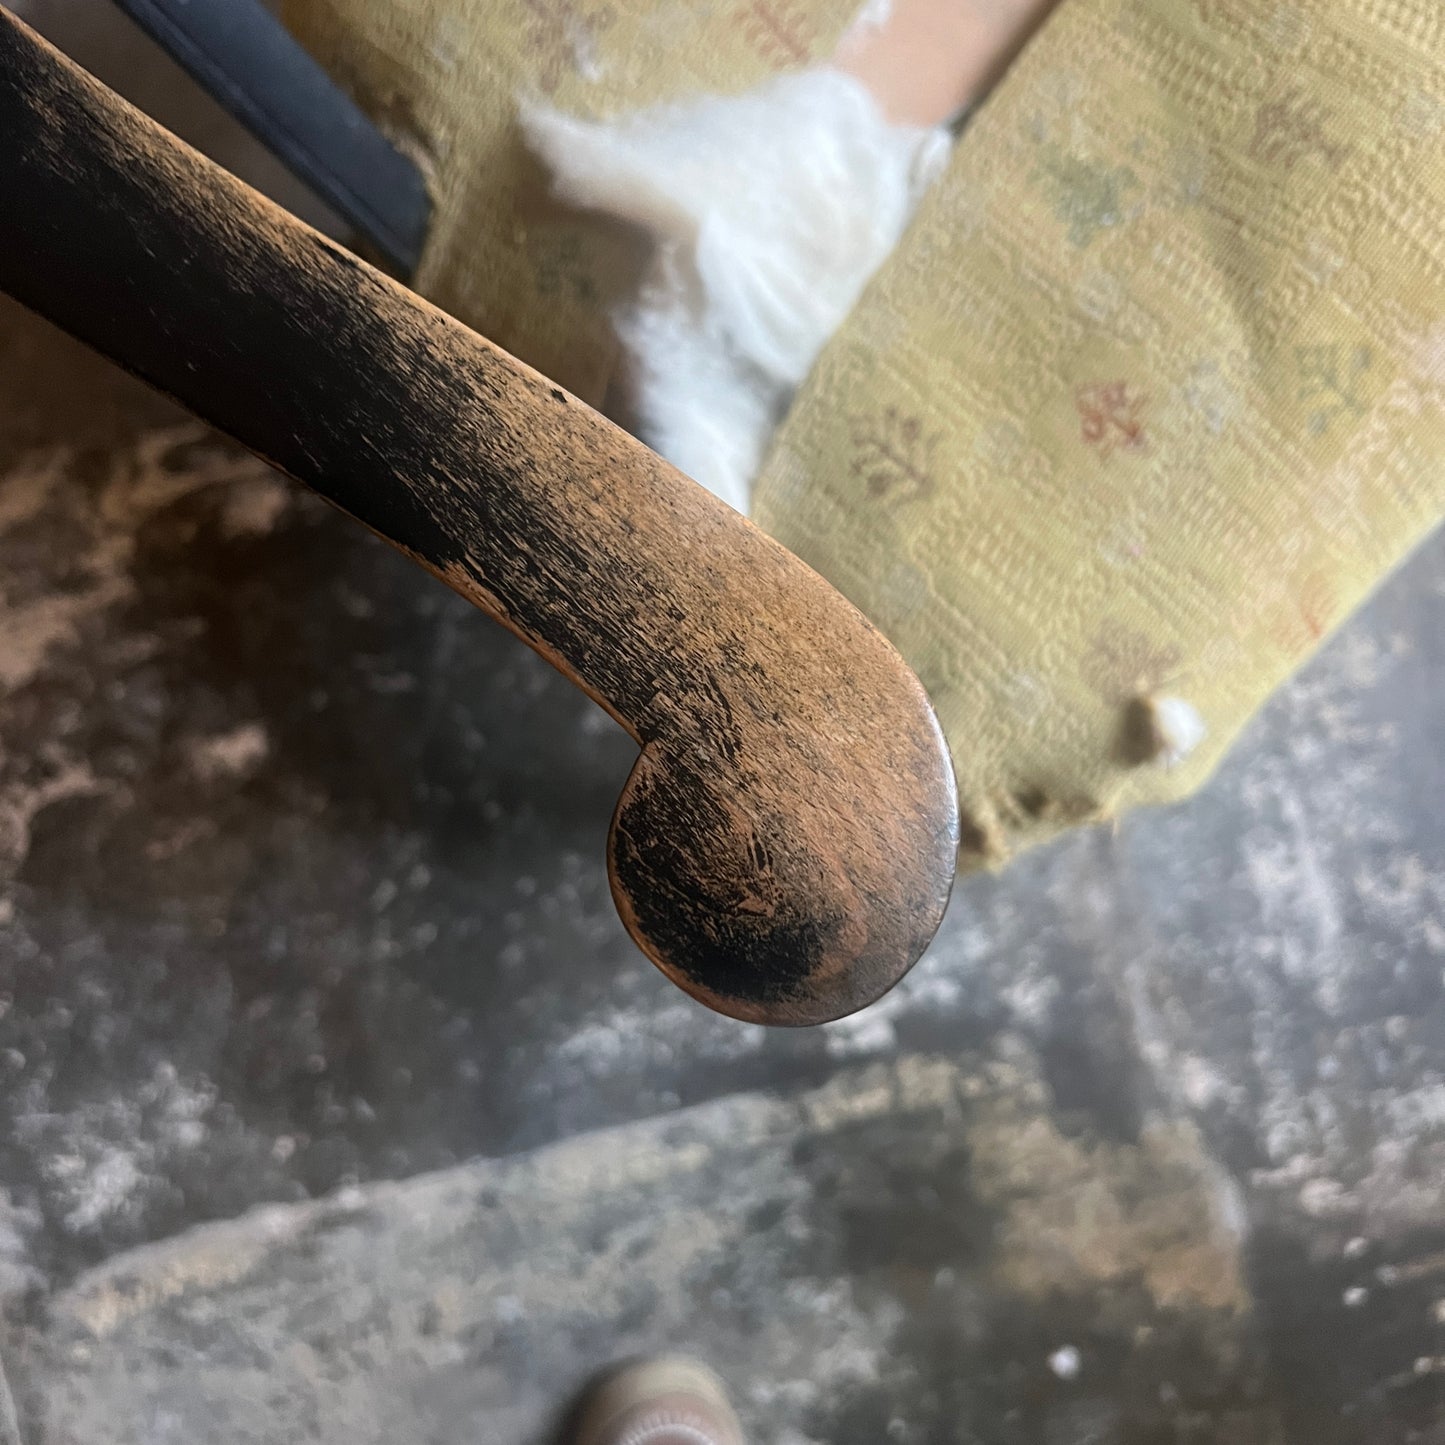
(111, 0, 431, 275)
(0, 7, 958, 1025)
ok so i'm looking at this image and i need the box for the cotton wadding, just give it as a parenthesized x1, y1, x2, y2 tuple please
(521, 69, 950, 513)
(1124, 694, 1208, 770)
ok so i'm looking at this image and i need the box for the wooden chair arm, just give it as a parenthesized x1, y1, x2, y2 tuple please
(0, 7, 958, 1025)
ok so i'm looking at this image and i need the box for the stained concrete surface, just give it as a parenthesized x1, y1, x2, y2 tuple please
(20, 1055, 1266, 1445)
(1, 4, 1444, 1441)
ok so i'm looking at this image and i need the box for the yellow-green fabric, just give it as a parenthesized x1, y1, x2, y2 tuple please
(285, 0, 1445, 870)
(282, 0, 862, 404)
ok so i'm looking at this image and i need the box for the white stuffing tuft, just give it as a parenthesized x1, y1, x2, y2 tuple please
(521, 69, 950, 512)
(1149, 695, 1209, 769)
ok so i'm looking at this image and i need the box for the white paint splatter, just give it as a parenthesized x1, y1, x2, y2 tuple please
(1048, 1345, 1082, 1380)
(14, 1060, 218, 1239)
(187, 723, 270, 782)
(220, 476, 291, 538)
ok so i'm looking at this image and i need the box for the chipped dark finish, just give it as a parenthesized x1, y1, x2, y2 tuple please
(0, 8, 958, 1024)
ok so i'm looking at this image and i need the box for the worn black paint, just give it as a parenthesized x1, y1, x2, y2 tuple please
(0, 9, 959, 1025)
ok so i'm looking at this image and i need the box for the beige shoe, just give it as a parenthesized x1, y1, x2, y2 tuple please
(571, 1357, 745, 1445)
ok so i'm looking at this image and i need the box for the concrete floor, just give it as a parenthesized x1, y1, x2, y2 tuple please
(1, 5, 1444, 1441)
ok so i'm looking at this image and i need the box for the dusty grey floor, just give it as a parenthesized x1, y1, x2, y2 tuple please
(1, 5, 1443, 1442)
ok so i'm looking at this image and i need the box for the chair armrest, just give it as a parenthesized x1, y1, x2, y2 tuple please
(0, 6, 957, 1025)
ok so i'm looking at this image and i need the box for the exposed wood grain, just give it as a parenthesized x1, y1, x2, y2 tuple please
(0, 7, 958, 1025)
